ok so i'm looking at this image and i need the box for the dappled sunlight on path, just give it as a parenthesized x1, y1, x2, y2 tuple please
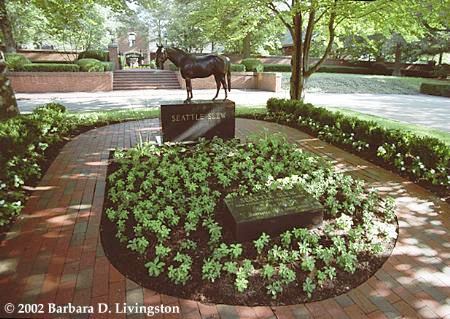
(0, 118, 448, 318)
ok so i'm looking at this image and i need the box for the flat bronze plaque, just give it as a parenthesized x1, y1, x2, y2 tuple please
(224, 188, 323, 242)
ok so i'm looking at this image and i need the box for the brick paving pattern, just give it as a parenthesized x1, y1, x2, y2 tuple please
(0, 119, 449, 318)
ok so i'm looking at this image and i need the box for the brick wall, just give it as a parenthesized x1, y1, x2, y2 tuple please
(8, 72, 113, 93)
(176, 72, 281, 92)
(17, 49, 79, 62)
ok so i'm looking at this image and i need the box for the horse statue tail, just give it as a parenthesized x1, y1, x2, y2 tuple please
(226, 57, 231, 92)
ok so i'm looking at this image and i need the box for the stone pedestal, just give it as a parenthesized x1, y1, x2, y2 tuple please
(160, 100, 235, 142)
(224, 188, 324, 242)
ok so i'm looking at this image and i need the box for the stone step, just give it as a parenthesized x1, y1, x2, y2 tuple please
(113, 81, 178, 85)
(114, 78, 178, 82)
(113, 73, 177, 77)
(113, 85, 181, 90)
(113, 78, 178, 82)
(113, 70, 180, 90)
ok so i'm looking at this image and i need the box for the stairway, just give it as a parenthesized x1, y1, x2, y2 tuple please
(113, 70, 181, 90)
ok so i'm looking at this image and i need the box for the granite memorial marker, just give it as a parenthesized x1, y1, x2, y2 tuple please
(224, 188, 324, 242)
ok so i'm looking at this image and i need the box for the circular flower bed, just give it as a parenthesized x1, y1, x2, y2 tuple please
(101, 134, 398, 305)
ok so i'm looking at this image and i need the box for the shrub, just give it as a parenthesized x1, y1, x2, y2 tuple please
(433, 65, 449, 79)
(263, 64, 291, 72)
(168, 63, 179, 71)
(265, 98, 450, 188)
(231, 63, 246, 72)
(119, 56, 126, 69)
(241, 58, 264, 72)
(5, 53, 31, 71)
(78, 50, 109, 62)
(0, 105, 77, 225)
(22, 63, 80, 72)
(371, 62, 391, 75)
(139, 61, 157, 69)
(0, 104, 159, 226)
(76, 58, 104, 72)
(101, 62, 114, 71)
(40, 102, 66, 113)
(420, 83, 450, 97)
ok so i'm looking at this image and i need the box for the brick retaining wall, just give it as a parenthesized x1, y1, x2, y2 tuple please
(8, 72, 113, 93)
(176, 72, 281, 92)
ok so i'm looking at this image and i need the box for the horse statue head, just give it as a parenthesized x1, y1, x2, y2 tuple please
(155, 44, 167, 69)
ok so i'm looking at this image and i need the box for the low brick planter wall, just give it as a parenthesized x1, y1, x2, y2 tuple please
(8, 72, 113, 93)
(177, 72, 281, 92)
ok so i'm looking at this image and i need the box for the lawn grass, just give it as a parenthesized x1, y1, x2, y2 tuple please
(281, 72, 445, 94)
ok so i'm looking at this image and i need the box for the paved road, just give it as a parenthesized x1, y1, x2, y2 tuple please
(16, 89, 450, 132)
(306, 93, 450, 133)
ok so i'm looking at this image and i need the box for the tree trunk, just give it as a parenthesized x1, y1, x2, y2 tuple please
(392, 43, 402, 76)
(0, 73, 20, 120)
(243, 33, 251, 58)
(438, 52, 443, 65)
(290, 13, 303, 100)
(0, 0, 16, 53)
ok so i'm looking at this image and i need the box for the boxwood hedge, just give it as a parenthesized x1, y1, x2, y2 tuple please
(76, 58, 105, 72)
(231, 63, 246, 72)
(262, 98, 449, 189)
(241, 58, 264, 72)
(22, 63, 80, 72)
(420, 83, 450, 97)
(78, 50, 109, 62)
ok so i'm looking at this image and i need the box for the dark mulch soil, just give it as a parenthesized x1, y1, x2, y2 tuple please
(100, 156, 397, 306)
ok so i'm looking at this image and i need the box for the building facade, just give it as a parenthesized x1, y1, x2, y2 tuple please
(117, 31, 150, 66)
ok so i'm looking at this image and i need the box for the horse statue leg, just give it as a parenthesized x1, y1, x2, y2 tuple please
(212, 75, 221, 100)
(184, 79, 192, 103)
(220, 75, 228, 101)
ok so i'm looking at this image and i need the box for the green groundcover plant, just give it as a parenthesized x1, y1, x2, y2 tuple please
(106, 135, 397, 300)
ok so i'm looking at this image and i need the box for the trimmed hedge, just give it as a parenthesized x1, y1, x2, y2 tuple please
(317, 65, 372, 74)
(101, 61, 114, 71)
(420, 83, 450, 97)
(78, 50, 109, 62)
(263, 64, 291, 72)
(241, 58, 264, 72)
(76, 58, 104, 72)
(22, 63, 80, 72)
(5, 53, 31, 71)
(261, 64, 389, 75)
(231, 63, 246, 72)
(263, 98, 449, 189)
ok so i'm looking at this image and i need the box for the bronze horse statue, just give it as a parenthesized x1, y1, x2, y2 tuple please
(155, 45, 231, 103)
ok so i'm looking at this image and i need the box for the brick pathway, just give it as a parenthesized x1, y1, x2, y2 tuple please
(1, 119, 449, 319)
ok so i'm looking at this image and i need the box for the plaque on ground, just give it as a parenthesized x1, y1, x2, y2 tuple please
(224, 188, 323, 242)
(160, 100, 235, 142)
